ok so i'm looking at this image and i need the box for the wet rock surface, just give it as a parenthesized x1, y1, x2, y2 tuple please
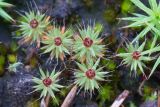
(72, 95, 98, 107)
(0, 24, 12, 46)
(0, 66, 35, 107)
(140, 100, 157, 107)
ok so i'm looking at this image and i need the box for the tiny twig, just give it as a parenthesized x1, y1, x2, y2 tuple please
(61, 85, 78, 107)
(111, 90, 129, 107)
(138, 80, 146, 96)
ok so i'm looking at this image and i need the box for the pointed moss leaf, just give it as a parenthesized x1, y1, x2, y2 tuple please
(149, 56, 160, 78)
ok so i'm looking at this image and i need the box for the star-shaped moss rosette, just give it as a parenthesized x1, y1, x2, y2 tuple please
(18, 11, 50, 47)
(41, 26, 73, 61)
(73, 24, 105, 62)
(0, 0, 14, 21)
(117, 42, 160, 76)
(120, 0, 160, 42)
(32, 68, 63, 99)
(74, 58, 109, 94)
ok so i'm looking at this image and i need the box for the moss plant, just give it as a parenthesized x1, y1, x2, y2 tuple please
(121, 0, 134, 14)
(117, 41, 160, 76)
(120, 0, 160, 42)
(74, 59, 109, 94)
(0, 0, 13, 21)
(32, 68, 63, 100)
(18, 11, 50, 47)
(41, 26, 73, 61)
(7, 54, 16, 63)
(73, 23, 105, 62)
(8, 62, 23, 72)
(97, 85, 114, 105)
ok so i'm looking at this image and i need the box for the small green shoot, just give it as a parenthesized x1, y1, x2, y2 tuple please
(32, 68, 63, 100)
(41, 26, 73, 61)
(73, 23, 105, 62)
(120, 0, 160, 42)
(117, 41, 160, 76)
(74, 58, 109, 94)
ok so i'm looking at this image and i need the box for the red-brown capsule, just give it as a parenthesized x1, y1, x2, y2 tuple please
(132, 51, 141, 60)
(83, 37, 93, 47)
(54, 37, 62, 46)
(43, 77, 52, 87)
(30, 19, 39, 28)
(85, 69, 96, 79)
